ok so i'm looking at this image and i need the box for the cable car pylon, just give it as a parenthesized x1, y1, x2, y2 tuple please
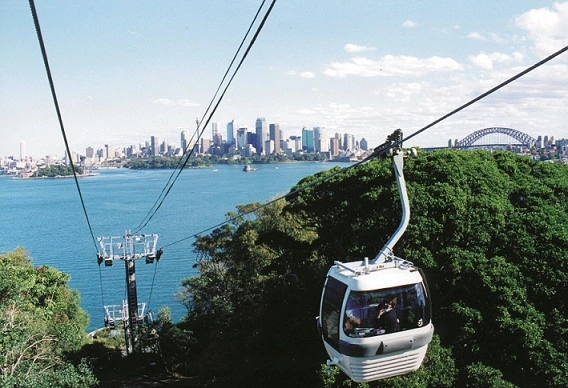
(97, 231, 163, 355)
(317, 130, 433, 382)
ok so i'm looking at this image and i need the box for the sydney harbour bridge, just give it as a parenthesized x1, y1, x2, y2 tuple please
(449, 127, 537, 149)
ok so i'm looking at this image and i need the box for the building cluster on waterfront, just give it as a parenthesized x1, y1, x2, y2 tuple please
(2, 121, 567, 176)
(105, 119, 371, 164)
(2, 119, 372, 175)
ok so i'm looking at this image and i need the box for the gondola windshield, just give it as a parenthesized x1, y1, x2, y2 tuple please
(343, 282, 430, 338)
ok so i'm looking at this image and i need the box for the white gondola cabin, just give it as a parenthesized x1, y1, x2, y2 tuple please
(317, 134, 433, 382)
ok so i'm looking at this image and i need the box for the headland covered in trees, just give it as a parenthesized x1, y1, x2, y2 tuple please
(1, 149, 566, 387)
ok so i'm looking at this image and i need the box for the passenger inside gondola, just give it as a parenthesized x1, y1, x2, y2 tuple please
(375, 298, 400, 333)
(342, 283, 429, 337)
(343, 315, 361, 337)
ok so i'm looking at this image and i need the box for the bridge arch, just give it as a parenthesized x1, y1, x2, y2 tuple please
(455, 127, 536, 148)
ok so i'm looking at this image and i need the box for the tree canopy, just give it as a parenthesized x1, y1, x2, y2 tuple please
(31, 164, 83, 177)
(171, 149, 567, 387)
(0, 248, 97, 387)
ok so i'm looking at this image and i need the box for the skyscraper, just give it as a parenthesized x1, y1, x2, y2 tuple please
(19, 141, 25, 161)
(151, 136, 159, 156)
(343, 133, 354, 151)
(181, 130, 189, 152)
(269, 123, 281, 154)
(330, 137, 340, 156)
(314, 127, 329, 153)
(211, 122, 219, 140)
(213, 131, 223, 147)
(256, 117, 267, 155)
(302, 127, 315, 153)
(227, 120, 235, 145)
(237, 127, 248, 149)
(335, 132, 343, 150)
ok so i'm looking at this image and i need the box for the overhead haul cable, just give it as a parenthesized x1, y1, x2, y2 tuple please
(134, 0, 277, 233)
(28, 0, 106, 312)
(28, 0, 99, 253)
(163, 43, 568, 250)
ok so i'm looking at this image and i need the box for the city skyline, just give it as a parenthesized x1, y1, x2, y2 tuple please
(1, 1, 567, 158)
(5, 127, 565, 165)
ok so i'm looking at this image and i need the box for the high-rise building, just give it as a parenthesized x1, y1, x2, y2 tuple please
(160, 140, 168, 154)
(86, 147, 94, 158)
(256, 117, 267, 155)
(314, 127, 329, 153)
(237, 128, 248, 149)
(19, 141, 25, 161)
(200, 138, 211, 154)
(291, 136, 302, 152)
(213, 131, 223, 147)
(334, 132, 343, 150)
(330, 137, 340, 156)
(265, 139, 275, 155)
(343, 133, 355, 151)
(227, 120, 235, 145)
(360, 138, 368, 151)
(269, 123, 281, 154)
(181, 130, 189, 152)
(211, 122, 218, 140)
(151, 136, 159, 156)
(283, 136, 302, 155)
(126, 145, 138, 158)
(302, 127, 315, 153)
(105, 144, 115, 160)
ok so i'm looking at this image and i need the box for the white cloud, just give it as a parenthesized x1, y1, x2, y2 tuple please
(323, 55, 463, 78)
(286, 70, 316, 79)
(344, 43, 376, 53)
(153, 98, 199, 107)
(466, 31, 505, 44)
(402, 20, 417, 28)
(468, 51, 524, 70)
(489, 32, 506, 44)
(467, 31, 487, 41)
(515, 2, 568, 57)
(300, 71, 316, 79)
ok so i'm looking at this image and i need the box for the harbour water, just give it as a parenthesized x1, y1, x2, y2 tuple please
(0, 162, 344, 331)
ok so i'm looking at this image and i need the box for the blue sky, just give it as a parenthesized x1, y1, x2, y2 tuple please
(1, 0, 567, 158)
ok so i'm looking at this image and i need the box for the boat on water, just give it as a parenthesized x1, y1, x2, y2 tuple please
(243, 164, 257, 172)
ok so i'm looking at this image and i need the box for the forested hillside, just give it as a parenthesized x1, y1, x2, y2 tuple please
(2, 149, 566, 387)
(172, 149, 567, 387)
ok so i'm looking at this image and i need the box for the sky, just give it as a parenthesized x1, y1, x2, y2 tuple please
(1, 0, 567, 158)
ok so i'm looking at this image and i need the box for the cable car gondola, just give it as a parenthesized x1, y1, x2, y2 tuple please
(317, 132, 433, 382)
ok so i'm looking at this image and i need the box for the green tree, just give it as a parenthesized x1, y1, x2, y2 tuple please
(32, 164, 83, 177)
(0, 248, 97, 387)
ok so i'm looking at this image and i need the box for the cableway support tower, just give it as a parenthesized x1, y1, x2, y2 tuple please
(97, 232, 163, 355)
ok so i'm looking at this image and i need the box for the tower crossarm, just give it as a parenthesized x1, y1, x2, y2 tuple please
(97, 231, 160, 266)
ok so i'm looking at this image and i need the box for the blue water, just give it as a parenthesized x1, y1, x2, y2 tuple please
(0, 162, 343, 331)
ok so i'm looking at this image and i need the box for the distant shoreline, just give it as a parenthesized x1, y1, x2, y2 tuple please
(10, 172, 99, 180)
